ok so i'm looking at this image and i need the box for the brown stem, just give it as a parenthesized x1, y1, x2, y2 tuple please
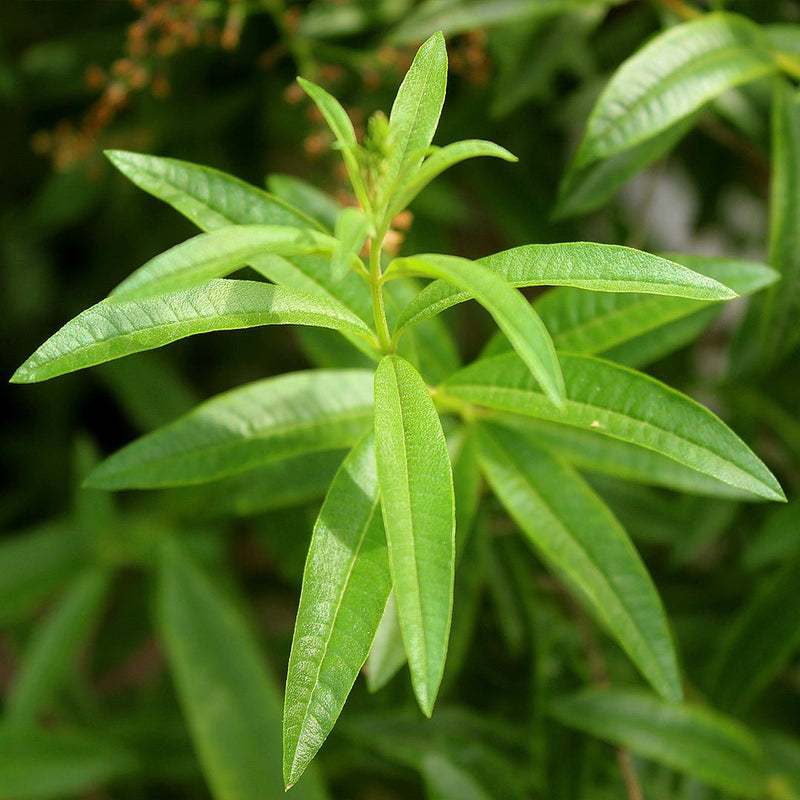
(650, 0, 702, 20)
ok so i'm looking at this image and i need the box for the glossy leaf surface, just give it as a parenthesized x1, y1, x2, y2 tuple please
(390, 254, 564, 406)
(365, 592, 407, 693)
(157, 538, 327, 800)
(283, 435, 392, 788)
(571, 12, 777, 168)
(12, 281, 374, 384)
(550, 688, 767, 797)
(374, 355, 455, 715)
(475, 422, 680, 702)
(87, 369, 374, 489)
(443, 352, 784, 501)
(111, 225, 337, 300)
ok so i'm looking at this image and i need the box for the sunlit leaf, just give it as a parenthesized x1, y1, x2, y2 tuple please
(374, 355, 455, 715)
(283, 435, 392, 788)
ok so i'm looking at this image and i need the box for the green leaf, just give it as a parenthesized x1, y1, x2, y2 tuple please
(475, 422, 680, 702)
(111, 225, 338, 300)
(374, 355, 455, 715)
(86, 369, 374, 489)
(549, 688, 767, 798)
(104, 150, 373, 323)
(0, 523, 86, 625)
(0, 726, 138, 800)
(394, 244, 737, 335)
(421, 752, 494, 800)
(5, 567, 110, 724)
(524, 255, 777, 362)
(389, 253, 565, 406)
(744, 500, 800, 570)
(266, 173, 340, 232)
(331, 207, 369, 280)
(157, 538, 328, 800)
(365, 592, 407, 693)
(384, 32, 448, 209)
(173, 449, 347, 518)
(283, 434, 392, 788)
(386, 139, 517, 222)
(554, 114, 697, 219)
(760, 77, 800, 364)
(708, 556, 800, 713)
(12, 281, 374, 384)
(296, 78, 369, 211)
(571, 12, 778, 169)
(442, 352, 784, 501)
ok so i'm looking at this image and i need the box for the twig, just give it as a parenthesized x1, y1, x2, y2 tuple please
(650, 0, 702, 21)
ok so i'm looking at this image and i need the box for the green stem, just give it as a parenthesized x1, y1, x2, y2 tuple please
(775, 52, 800, 82)
(650, 0, 702, 20)
(369, 237, 392, 353)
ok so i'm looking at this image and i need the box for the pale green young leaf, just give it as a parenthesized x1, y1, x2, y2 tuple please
(296, 78, 369, 211)
(550, 688, 767, 798)
(383, 32, 448, 209)
(554, 114, 696, 219)
(12, 281, 375, 385)
(441, 352, 784, 501)
(389, 254, 565, 406)
(386, 139, 517, 222)
(475, 422, 680, 702)
(266, 173, 340, 232)
(111, 225, 338, 300)
(86, 369, 374, 489)
(365, 592, 407, 693)
(332, 207, 369, 280)
(760, 78, 800, 364)
(0, 726, 138, 800)
(572, 12, 778, 169)
(104, 150, 373, 323)
(5, 567, 110, 724)
(283, 435, 392, 788)
(156, 538, 328, 800)
(708, 557, 800, 713)
(394, 244, 737, 336)
(374, 355, 455, 715)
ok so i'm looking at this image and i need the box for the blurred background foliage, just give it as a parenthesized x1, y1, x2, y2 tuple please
(3, 1, 800, 798)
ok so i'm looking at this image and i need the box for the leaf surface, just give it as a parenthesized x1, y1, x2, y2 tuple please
(390, 254, 564, 406)
(374, 355, 455, 715)
(157, 538, 327, 800)
(12, 281, 374, 384)
(283, 435, 392, 788)
(442, 352, 784, 501)
(475, 422, 680, 702)
(87, 369, 374, 489)
(550, 688, 767, 797)
(571, 12, 777, 168)
(365, 592, 407, 692)
(111, 225, 337, 300)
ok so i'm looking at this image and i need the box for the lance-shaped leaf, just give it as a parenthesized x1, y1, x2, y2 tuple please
(111, 225, 338, 300)
(12, 281, 375, 384)
(86, 369, 374, 489)
(475, 422, 680, 702)
(383, 32, 448, 208)
(761, 78, 800, 364)
(571, 12, 778, 169)
(331, 207, 369, 280)
(707, 557, 800, 714)
(365, 592, 407, 693)
(523, 255, 778, 361)
(550, 688, 767, 798)
(266, 173, 340, 232)
(0, 726, 138, 800)
(554, 114, 697, 219)
(283, 435, 392, 788)
(297, 78, 370, 212)
(374, 355, 455, 715)
(441, 352, 784, 502)
(386, 139, 517, 222)
(389, 254, 565, 407)
(104, 150, 373, 323)
(5, 567, 110, 724)
(394, 244, 737, 336)
(156, 538, 328, 800)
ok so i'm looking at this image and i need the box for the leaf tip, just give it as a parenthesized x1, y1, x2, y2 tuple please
(10, 363, 33, 384)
